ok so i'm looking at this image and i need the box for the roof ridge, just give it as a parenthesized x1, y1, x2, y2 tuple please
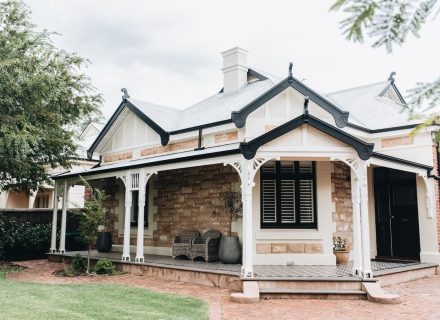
(326, 81, 390, 96)
(129, 98, 183, 113)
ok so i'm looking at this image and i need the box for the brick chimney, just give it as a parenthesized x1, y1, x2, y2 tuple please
(221, 47, 248, 93)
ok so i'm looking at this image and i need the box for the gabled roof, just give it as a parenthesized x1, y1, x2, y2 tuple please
(88, 64, 421, 159)
(231, 75, 350, 129)
(326, 80, 420, 130)
(240, 109, 374, 160)
(87, 99, 170, 158)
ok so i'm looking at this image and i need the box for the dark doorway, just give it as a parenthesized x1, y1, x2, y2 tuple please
(374, 167, 420, 260)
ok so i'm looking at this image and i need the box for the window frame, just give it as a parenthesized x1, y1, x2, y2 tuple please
(260, 161, 317, 229)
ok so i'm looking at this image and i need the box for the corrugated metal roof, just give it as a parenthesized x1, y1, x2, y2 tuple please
(326, 81, 420, 130)
(130, 79, 275, 132)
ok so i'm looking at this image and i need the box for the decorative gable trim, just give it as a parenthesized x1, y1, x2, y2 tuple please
(231, 76, 350, 129)
(87, 99, 170, 159)
(379, 82, 407, 105)
(240, 113, 374, 160)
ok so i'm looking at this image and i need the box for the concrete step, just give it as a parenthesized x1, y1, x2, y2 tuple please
(259, 288, 366, 295)
(374, 264, 438, 287)
(259, 288, 367, 300)
(257, 279, 364, 291)
(230, 281, 260, 304)
(362, 282, 401, 304)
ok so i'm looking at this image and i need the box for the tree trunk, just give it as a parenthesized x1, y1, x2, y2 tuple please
(229, 215, 232, 236)
(87, 244, 91, 274)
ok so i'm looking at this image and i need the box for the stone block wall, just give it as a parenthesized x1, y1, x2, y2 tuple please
(256, 242, 323, 254)
(331, 161, 353, 251)
(149, 164, 240, 247)
(91, 179, 121, 245)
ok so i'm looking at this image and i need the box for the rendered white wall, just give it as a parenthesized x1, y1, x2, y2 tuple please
(416, 176, 440, 264)
(253, 161, 337, 265)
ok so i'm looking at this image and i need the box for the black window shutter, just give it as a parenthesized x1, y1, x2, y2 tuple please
(260, 161, 316, 229)
(131, 190, 139, 227)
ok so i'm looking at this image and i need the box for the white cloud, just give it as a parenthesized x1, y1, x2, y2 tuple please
(24, 0, 440, 120)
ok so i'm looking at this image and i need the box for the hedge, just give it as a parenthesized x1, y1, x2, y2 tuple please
(0, 213, 53, 260)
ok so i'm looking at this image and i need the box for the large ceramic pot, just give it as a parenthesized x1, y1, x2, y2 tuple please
(219, 236, 241, 264)
(96, 232, 112, 253)
(334, 250, 349, 264)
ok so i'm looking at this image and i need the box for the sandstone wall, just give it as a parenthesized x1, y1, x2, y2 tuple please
(331, 161, 353, 251)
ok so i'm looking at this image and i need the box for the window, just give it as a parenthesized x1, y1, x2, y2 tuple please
(130, 183, 149, 228)
(260, 161, 316, 228)
(34, 195, 49, 208)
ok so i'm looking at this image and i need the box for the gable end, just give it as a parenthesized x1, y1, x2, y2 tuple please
(240, 113, 374, 160)
(87, 99, 170, 159)
(232, 76, 350, 129)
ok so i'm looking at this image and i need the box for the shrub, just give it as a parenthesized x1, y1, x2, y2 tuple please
(94, 258, 115, 275)
(0, 214, 52, 260)
(71, 254, 86, 275)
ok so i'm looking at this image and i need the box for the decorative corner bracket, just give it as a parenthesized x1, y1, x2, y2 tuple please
(418, 173, 434, 219)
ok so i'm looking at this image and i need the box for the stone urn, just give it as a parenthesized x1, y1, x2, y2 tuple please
(96, 232, 112, 253)
(219, 236, 241, 264)
(334, 250, 349, 264)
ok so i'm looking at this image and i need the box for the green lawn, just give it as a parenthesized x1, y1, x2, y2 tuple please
(0, 267, 208, 320)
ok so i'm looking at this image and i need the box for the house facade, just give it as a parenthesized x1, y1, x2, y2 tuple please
(51, 47, 440, 279)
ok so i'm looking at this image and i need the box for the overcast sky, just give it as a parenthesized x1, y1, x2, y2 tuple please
(24, 0, 440, 120)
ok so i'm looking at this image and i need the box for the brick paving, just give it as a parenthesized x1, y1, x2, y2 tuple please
(7, 259, 440, 320)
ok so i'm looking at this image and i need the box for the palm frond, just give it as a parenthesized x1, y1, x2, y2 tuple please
(331, 0, 439, 52)
(407, 77, 440, 111)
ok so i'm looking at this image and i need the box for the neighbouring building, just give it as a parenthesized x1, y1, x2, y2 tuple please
(50, 47, 440, 280)
(0, 122, 102, 209)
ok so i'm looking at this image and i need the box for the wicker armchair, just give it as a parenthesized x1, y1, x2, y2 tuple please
(190, 229, 222, 262)
(172, 230, 200, 259)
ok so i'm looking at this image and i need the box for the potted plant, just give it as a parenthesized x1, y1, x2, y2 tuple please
(96, 224, 112, 253)
(333, 236, 349, 264)
(210, 192, 243, 264)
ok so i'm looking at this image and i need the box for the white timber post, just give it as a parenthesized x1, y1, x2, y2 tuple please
(225, 157, 278, 278)
(350, 166, 363, 277)
(241, 161, 254, 278)
(135, 170, 156, 263)
(122, 171, 132, 262)
(58, 180, 70, 254)
(135, 170, 146, 263)
(359, 162, 373, 278)
(49, 181, 59, 253)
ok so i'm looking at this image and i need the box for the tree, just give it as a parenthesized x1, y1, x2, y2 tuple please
(209, 192, 242, 236)
(330, 0, 440, 126)
(72, 177, 107, 274)
(0, 0, 102, 193)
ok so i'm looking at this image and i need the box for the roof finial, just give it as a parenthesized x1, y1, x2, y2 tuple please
(388, 71, 396, 84)
(121, 88, 130, 100)
(288, 62, 293, 78)
(304, 96, 310, 117)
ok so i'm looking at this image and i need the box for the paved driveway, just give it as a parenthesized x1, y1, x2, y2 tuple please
(8, 260, 440, 320)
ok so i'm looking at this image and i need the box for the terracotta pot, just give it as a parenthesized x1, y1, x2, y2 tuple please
(334, 250, 349, 264)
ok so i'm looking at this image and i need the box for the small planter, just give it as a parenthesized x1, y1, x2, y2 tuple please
(334, 250, 349, 264)
(219, 236, 241, 264)
(96, 232, 112, 253)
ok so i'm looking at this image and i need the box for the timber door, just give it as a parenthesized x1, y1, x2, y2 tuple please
(374, 167, 420, 260)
